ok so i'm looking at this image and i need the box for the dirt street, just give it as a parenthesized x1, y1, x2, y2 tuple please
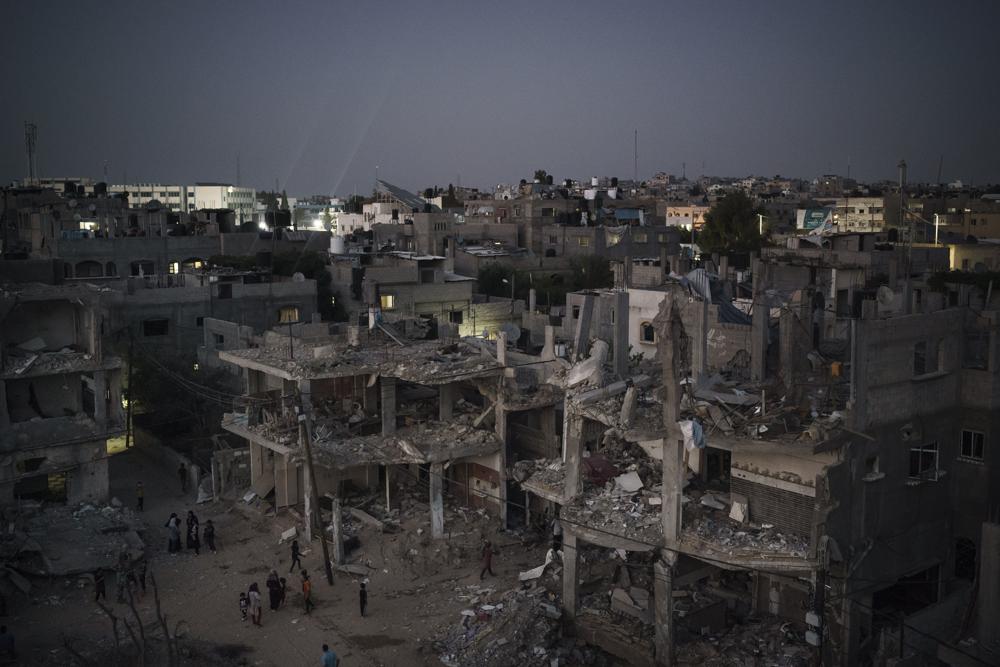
(13, 448, 548, 666)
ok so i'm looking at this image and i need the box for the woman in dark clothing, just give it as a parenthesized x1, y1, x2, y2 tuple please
(186, 511, 200, 555)
(203, 520, 216, 553)
(266, 570, 281, 611)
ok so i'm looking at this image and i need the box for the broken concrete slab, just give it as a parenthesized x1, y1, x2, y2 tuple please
(613, 471, 644, 494)
(729, 492, 749, 523)
(279, 526, 297, 543)
(700, 494, 726, 511)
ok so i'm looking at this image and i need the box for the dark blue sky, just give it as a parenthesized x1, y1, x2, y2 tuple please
(4, 0, 999, 195)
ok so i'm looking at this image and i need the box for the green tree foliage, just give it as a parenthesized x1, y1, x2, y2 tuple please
(258, 191, 279, 209)
(533, 169, 548, 183)
(280, 190, 290, 211)
(569, 255, 614, 290)
(345, 195, 366, 214)
(699, 192, 765, 254)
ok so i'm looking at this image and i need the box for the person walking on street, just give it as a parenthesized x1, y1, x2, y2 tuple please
(136, 482, 144, 512)
(203, 519, 216, 553)
(301, 570, 314, 614)
(266, 570, 281, 611)
(479, 539, 496, 580)
(359, 580, 368, 617)
(166, 513, 181, 553)
(248, 583, 262, 626)
(321, 644, 339, 667)
(289, 539, 302, 572)
(94, 570, 106, 602)
(186, 511, 200, 555)
(178, 463, 187, 492)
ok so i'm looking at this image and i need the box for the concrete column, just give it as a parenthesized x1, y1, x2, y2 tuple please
(430, 462, 444, 539)
(690, 297, 709, 382)
(750, 259, 769, 381)
(542, 325, 556, 360)
(541, 406, 557, 456)
(496, 331, 507, 366)
(779, 307, 796, 393)
(275, 453, 298, 508)
(0, 381, 8, 430)
(108, 369, 123, 425)
(93, 370, 108, 426)
(329, 497, 345, 565)
(562, 529, 579, 625)
(563, 411, 584, 500)
(381, 376, 396, 435)
(978, 522, 1000, 651)
(528, 288, 537, 313)
(302, 450, 313, 542)
(613, 290, 630, 379)
(653, 552, 676, 665)
(572, 295, 595, 361)
(439, 382, 455, 421)
(620, 385, 638, 428)
(347, 325, 361, 347)
(494, 399, 509, 527)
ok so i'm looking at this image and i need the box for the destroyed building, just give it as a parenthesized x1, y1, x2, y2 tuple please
(509, 244, 1000, 666)
(0, 283, 124, 504)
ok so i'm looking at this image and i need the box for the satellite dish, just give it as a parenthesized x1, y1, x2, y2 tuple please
(500, 323, 521, 342)
(292, 272, 305, 282)
(876, 285, 894, 306)
(89, 204, 97, 212)
(68, 199, 78, 208)
(73, 213, 82, 221)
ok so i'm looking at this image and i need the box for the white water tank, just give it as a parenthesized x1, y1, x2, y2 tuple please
(330, 235, 346, 254)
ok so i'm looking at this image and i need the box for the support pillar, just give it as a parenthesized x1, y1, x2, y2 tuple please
(528, 288, 537, 313)
(562, 529, 579, 627)
(0, 381, 10, 430)
(108, 369, 123, 425)
(430, 462, 444, 539)
(613, 289, 630, 379)
(541, 405, 557, 456)
(653, 551, 677, 665)
(572, 295, 595, 361)
(302, 453, 313, 542)
(542, 325, 556, 360)
(381, 376, 396, 435)
(93, 370, 108, 426)
(563, 411, 584, 500)
(494, 398, 508, 527)
(750, 258, 769, 381)
(439, 382, 455, 421)
(329, 497, 345, 565)
(497, 331, 507, 366)
(690, 296, 709, 382)
(978, 522, 1000, 653)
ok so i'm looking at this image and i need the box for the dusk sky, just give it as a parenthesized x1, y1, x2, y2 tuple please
(4, 0, 999, 196)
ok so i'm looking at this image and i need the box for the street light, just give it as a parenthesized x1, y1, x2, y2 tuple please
(757, 213, 765, 236)
(934, 213, 940, 245)
(501, 275, 515, 300)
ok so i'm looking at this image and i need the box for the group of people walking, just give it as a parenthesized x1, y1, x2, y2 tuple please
(94, 551, 147, 605)
(165, 510, 216, 555)
(241, 562, 316, 627)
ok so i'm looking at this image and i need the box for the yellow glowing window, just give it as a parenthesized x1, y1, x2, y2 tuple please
(380, 295, 396, 310)
(577, 237, 590, 247)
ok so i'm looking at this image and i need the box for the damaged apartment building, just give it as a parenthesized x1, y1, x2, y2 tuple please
(508, 238, 1000, 666)
(213, 317, 565, 557)
(0, 283, 124, 504)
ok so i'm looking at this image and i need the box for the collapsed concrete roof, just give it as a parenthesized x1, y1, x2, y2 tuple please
(219, 338, 501, 384)
(1, 351, 122, 380)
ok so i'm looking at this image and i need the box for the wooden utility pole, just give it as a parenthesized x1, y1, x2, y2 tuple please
(124, 325, 135, 449)
(298, 390, 334, 585)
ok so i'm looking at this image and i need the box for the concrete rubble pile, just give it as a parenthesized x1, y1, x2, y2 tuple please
(3, 501, 145, 577)
(675, 616, 812, 666)
(511, 458, 566, 495)
(683, 489, 810, 557)
(435, 586, 611, 667)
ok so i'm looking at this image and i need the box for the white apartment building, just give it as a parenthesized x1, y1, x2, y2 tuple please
(108, 183, 256, 222)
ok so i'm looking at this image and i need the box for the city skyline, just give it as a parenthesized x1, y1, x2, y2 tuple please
(4, 0, 999, 196)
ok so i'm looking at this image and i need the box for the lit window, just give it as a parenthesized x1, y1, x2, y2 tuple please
(168, 262, 179, 274)
(633, 233, 647, 243)
(278, 306, 299, 324)
(380, 294, 396, 310)
(961, 430, 985, 460)
(577, 237, 590, 247)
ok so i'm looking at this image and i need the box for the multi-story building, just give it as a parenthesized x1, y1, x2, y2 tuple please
(0, 283, 124, 504)
(109, 183, 256, 222)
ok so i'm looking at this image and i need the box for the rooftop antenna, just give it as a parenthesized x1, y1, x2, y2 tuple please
(236, 152, 241, 187)
(103, 160, 109, 182)
(633, 129, 638, 183)
(846, 156, 851, 181)
(24, 122, 38, 181)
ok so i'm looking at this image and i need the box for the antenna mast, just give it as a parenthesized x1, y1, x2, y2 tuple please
(633, 129, 638, 183)
(24, 122, 38, 181)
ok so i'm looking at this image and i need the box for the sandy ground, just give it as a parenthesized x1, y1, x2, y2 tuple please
(12, 448, 549, 666)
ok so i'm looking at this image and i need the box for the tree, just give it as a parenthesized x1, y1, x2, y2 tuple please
(280, 190, 289, 211)
(698, 191, 765, 254)
(533, 169, 548, 183)
(569, 255, 614, 290)
(345, 195, 366, 214)
(423, 187, 435, 199)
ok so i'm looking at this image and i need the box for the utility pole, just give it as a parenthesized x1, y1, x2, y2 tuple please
(124, 326, 135, 449)
(298, 388, 334, 585)
(24, 122, 38, 182)
(634, 129, 638, 184)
